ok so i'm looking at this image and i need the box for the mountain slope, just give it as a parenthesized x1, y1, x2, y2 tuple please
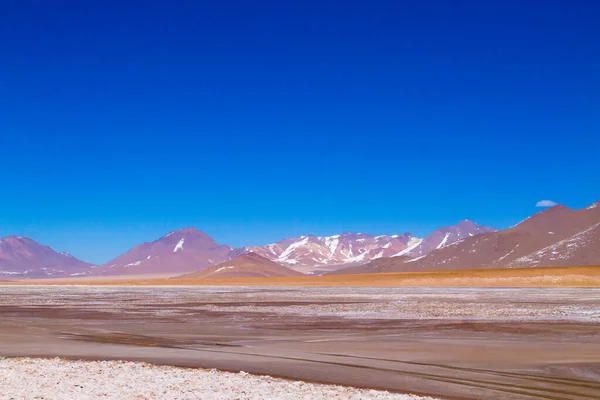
(177, 253, 303, 279)
(334, 201, 600, 274)
(508, 222, 600, 268)
(94, 228, 232, 276)
(0, 236, 94, 278)
(393, 220, 496, 257)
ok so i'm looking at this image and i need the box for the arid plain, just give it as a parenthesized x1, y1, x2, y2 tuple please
(4, 265, 600, 287)
(1, 279, 600, 400)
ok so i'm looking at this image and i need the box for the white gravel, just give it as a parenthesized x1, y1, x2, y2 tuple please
(0, 358, 439, 400)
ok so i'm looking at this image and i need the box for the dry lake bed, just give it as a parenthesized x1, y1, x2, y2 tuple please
(1, 286, 600, 400)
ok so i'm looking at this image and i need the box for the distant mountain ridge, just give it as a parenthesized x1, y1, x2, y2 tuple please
(0, 236, 94, 278)
(0, 220, 493, 278)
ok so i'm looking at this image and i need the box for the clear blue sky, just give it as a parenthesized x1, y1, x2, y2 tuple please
(1, 1, 598, 264)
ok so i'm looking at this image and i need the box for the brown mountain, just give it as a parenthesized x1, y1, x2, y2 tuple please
(94, 228, 232, 276)
(332, 201, 600, 275)
(0, 236, 94, 279)
(507, 222, 600, 268)
(176, 252, 303, 279)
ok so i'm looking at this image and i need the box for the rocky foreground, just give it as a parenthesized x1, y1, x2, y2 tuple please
(0, 358, 438, 400)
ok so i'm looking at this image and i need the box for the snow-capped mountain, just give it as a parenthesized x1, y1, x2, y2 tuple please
(94, 228, 232, 276)
(394, 220, 497, 258)
(235, 221, 496, 273)
(233, 233, 420, 272)
(0, 236, 94, 278)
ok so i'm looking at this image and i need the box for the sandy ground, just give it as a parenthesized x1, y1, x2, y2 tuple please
(1, 286, 600, 399)
(4, 265, 599, 287)
(0, 357, 435, 400)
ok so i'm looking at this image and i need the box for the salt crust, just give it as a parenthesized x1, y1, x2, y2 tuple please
(0, 357, 440, 400)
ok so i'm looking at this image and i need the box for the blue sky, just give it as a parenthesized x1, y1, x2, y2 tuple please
(1, 1, 599, 264)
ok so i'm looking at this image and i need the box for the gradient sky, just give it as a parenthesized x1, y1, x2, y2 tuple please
(1, 1, 599, 264)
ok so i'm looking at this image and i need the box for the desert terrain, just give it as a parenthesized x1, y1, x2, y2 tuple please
(1, 285, 600, 399)
(3, 1, 598, 399)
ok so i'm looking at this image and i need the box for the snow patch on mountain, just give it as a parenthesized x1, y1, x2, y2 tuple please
(214, 266, 235, 273)
(392, 238, 423, 257)
(279, 236, 311, 261)
(322, 235, 340, 260)
(436, 233, 451, 249)
(124, 260, 142, 267)
(495, 245, 519, 263)
(173, 238, 185, 252)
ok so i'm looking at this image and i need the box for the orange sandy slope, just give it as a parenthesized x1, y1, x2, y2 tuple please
(1, 265, 599, 287)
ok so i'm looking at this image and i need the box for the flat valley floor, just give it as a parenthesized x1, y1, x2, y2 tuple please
(1, 286, 599, 400)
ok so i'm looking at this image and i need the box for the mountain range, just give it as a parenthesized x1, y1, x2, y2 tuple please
(0, 220, 494, 278)
(93, 222, 491, 277)
(1, 200, 598, 279)
(332, 201, 600, 275)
